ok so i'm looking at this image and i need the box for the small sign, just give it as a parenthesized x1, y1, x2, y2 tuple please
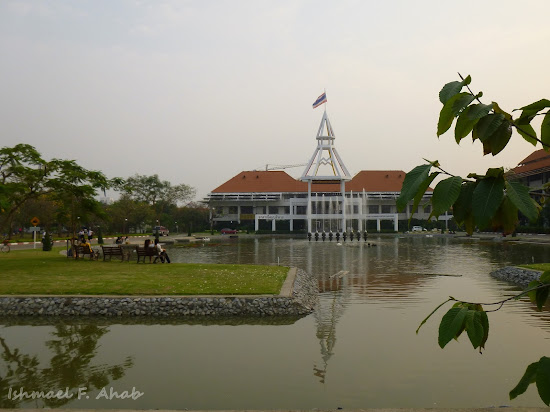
(256, 214, 287, 220)
(30, 217, 40, 226)
(29, 226, 41, 232)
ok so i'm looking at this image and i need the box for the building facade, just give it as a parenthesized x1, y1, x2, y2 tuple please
(205, 111, 440, 233)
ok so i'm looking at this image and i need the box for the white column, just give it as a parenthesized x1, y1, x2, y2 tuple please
(255, 216, 259, 231)
(307, 180, 312, 233)
(377, 219, 381, 232)
(394, 214, 399, 232)
(237, 205, 241, 224)
(341, 181, 346, 232)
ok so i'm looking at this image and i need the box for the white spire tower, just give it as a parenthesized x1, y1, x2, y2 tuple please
(300, 109, 351, 233)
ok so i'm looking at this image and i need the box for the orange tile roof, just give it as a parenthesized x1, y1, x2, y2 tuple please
(211, 171, 307, 193)
(211, 170, 427, 193)
(512, 149, 550, 176)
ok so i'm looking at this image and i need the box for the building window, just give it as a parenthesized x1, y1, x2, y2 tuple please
(409, 205, 417, 214)
(296, 206, 307, 215)
(381, 205, 391, 214)
(241, 206, 253, 214)
(228, 206, 238, 214)
(256, 206, 266, 214)
(268, 206, 279, 214)
(353, 205, 359, 214)
(424, 205, 431, 214)
(369, 205, 379, 214)
(284, 206, 290, 214)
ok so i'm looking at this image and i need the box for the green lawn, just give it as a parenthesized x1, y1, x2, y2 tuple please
(518, 263, 550, 272)
(0, 248, 289, 295)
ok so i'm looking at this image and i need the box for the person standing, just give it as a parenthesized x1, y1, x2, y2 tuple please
(88, 228, 93, 241)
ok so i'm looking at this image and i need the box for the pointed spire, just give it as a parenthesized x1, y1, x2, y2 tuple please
(300, 111, 351, 182)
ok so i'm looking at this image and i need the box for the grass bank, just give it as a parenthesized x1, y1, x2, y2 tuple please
(0, 248, 288, 295)
(518, 263, 550, 272)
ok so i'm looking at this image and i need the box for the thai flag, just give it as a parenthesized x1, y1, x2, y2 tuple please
(312, 92, 327, 109)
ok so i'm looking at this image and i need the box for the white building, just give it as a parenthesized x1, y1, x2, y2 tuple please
(205, 111, 438, 233)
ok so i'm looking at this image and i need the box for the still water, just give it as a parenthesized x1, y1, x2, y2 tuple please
(2, 236, 550, 409)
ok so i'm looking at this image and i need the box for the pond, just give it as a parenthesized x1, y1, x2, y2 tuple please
(1, 236, 550, 409)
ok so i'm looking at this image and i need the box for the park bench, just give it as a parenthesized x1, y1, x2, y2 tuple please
(75, 245, 99, 260)
(101, 245, 125, 261)
(136, 246, 160, 263)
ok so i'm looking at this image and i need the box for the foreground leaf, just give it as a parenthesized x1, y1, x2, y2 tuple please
(439, 75, 471, 104)
(510, 361, 539, 400)
(431, 176, 462, 218)
(542, 112, 550, 148)
(506, 180, 540, 222)
(465, 310, 484, 349)
(537, 357, 550, 405)
(438, 307, 467, 348)
(472, 176, 505, 229)
(397, 164, 432, 212)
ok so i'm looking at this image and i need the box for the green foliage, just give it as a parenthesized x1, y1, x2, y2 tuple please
(412, 75, 550, 405)
(434, 302, 488, 353)
(510, 357, 550, 405)
(0, 144, 120, 236)
(400, 75, 549, 235)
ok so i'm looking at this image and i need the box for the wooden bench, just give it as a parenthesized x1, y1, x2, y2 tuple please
(75, 245, 99, 260)
(136, 246, 160, 263)
(101, 245, 125, 261)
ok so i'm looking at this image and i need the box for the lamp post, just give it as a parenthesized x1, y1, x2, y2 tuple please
(124, 218, 128, 235)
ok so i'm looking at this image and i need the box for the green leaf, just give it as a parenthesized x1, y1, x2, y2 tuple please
(438, 307, 468, 348)
(491, 196, 518, 234)
(437, 93, 464, 136)
(510, 361, 539, 400)
(439, 76, 471, 104)
(452, 182, 476, 224)
(492, 101, 512, 120)
(455, 104, 493, 143)
(535, 285, 549, 311)
(479, 310, 489, 351)
(518, 98, 550, 113)
(397, 164, 432, 212)
(411, 172, 439, 221)
(465, 310, 484, 349)
(451, 93, 475, 116)
(472, 176, 505, 229)
(474, 114, 505, 143)
(506, 180, 540, 222)
(515, 123, 538, 146)
(540, 271, 550, 283)
(528, 280, 541, 303)
(537, 357, 550, 405)
(431, 176, 462, 218)
(482, 119, 512, 156)
(542, 112, 550, 148)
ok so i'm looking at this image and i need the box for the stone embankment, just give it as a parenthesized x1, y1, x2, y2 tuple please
(490, 266, 542, 287)
(0, 268, 318, 317)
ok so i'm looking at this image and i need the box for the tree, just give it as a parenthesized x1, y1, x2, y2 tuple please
(123, 174, 195, 208)
(398, 75, 550, 405)
(0, 144, 122, 238)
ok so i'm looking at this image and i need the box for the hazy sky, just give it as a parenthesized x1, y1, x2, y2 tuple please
(2, 0, 550, 201)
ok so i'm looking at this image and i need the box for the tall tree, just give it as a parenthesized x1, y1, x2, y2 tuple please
(0, 144, 122, 237)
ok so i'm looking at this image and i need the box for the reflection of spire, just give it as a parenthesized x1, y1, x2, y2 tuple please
(313, 274, 349, 384)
